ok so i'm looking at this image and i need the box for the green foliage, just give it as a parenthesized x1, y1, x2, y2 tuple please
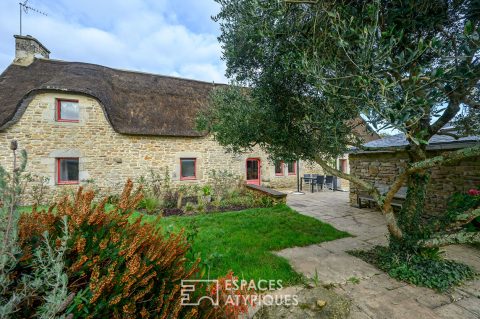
(138, 196, 162, 214)
(440, 187, 480, 231)
(202, 0, 479, 160)
(184, 201, 196, 213)
(0, 143, 71, 318)
(202, 184, 212, 196)
(29, 174, 50, 206)
(208, 169, 241, 201)
(29, 217, 71, 319)
(350, 246, 476, 292)
(208, 0, 480, 269)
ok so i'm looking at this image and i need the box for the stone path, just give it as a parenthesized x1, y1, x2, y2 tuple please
(276, 191, 480, 319)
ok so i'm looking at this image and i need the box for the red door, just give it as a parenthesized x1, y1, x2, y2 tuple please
(246, 158, 261, 185)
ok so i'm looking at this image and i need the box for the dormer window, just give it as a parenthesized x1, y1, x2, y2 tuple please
(56, 99, 79, 122)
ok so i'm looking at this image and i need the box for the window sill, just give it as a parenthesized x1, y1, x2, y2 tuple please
(56, 119, 79, 123)
(180, 177, 197, 181)
(57, 181, 79, 185)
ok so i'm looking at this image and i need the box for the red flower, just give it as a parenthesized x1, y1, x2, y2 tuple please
(467, 189, 480, 196)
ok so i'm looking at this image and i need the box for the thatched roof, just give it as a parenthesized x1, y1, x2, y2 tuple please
(0, 59, 221, 136)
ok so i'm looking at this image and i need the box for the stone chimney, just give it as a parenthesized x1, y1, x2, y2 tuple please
(13, 35, 50, 66)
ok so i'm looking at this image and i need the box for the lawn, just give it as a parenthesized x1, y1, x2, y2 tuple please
(144, 204, 350, 286)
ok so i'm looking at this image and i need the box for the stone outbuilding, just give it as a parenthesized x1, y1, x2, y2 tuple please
(349, 133, 480, 214)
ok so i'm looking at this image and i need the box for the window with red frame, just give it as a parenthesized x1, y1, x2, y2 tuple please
(57, 158, 79, 184)
(274, 160, 284, 176)
(180, 158, 196, 180)
(339, 159, 348, 173)
(56, 99, 79, 122)
(287, 161, 296, 175)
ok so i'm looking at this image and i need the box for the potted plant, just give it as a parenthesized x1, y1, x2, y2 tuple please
(202, 185, 212, 203)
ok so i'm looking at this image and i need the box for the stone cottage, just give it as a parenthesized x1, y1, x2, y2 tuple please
(0, 35, 377, 200)
(349, 133, 480, 213)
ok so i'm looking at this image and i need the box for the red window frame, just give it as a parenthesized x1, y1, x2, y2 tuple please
(56, 99, 79, 122)
(287, 161, 297, 175)
(180, 158, 197, 180)
(275, 160, 284, 176)
(339, 159, 348, 173)
(56, 157, 79, 185)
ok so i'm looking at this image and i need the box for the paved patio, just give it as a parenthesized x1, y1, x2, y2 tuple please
(276, 191, 480, 319)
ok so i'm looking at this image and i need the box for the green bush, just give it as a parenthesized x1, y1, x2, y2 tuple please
(350, 246, 476, 292)
(0, 144, 71, 318)
(138, 196, 162, 214)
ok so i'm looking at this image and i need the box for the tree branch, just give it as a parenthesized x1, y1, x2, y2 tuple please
(314, 156, 405, 239)
(408, 144, 480, 174)
(461, 97, 480, 109)
(284, 0, 319, 4)
(448, 207, 480, 229)
(314, 155, 380, 200)
(435, 131, 462, 140)
(420, 231, 480, 248)
(429, 99, 460, 137)
(383, 171, 408, 212)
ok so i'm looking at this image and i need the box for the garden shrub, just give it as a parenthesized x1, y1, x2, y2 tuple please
(19, 180, 223, 318)
(209, 170, 241, 201)
(350, 246, 476, 292)
(350, 187, 480, 292)
(0, 143, 71, 319)
(441, 186, 480, 231)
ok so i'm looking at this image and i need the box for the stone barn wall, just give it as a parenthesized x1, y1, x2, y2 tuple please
(349, 151, 480, 214)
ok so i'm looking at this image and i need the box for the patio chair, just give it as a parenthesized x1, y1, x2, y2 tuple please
(304, 174, 312, 185)
(311, 175, 325, 193)
(325, 175, 334, 190)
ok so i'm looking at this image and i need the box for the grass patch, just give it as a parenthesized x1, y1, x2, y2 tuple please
(350, 246, 476, 292)
(144, 204, 349, 286)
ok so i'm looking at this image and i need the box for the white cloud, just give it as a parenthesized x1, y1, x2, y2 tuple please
(0, 0, 227, 83)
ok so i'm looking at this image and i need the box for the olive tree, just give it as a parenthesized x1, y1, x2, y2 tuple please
(198, 0, 480, 252)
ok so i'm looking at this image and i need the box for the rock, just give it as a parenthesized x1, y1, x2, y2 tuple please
(316, 299, 327, 309)
(253, 286, 350, 319)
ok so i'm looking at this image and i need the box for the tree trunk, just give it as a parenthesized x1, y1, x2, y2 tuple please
(388, 142, 431, 252)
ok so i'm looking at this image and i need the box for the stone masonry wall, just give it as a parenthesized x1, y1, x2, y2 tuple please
(349, 151, 480, 214)
(0, 92, 326, 203)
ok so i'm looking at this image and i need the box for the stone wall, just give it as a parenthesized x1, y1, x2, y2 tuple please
(0, 92, 326, 203)
(349, 151, 480, 213)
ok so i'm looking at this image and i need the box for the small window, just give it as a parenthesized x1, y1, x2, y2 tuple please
(56, 99, 79, 122)
(57, 158, 79, 184)
(287, 161, 296, 175)
(339, 159, 348, 173)
(180, 158, 196, 180)
(275, 161, 284, 176)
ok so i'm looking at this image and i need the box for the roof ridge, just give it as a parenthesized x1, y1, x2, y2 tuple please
(33, 58, 228, 86)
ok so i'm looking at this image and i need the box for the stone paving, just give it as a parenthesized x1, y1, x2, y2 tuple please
(276, 191, 480, 319)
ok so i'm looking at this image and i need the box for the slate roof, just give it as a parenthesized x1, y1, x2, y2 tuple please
(353, 133, 480, 153)
(0, 59, 222, 137)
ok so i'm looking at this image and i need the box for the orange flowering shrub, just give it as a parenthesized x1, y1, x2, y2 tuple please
(19, 180, 221, 319)
(209, 271, 256, 318)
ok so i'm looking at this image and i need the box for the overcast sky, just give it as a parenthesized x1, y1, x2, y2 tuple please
(0, 0, 227, 82)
